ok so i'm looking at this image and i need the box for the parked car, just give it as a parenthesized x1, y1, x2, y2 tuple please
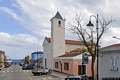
(22, 64, 27, 70)
(31, 64, 36, 68)
(65, 75, 89, 80)
(5, 64, 9, 68)
(22, 64, 33, 70)
(32, 67, 50, 76)
(19, 63, 24, 66)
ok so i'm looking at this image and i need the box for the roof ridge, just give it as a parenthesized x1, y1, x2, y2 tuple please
(103, 43, 120, 48)
(45, 37, 93, 45)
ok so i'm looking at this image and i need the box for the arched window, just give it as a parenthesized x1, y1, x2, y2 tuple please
(58, 21, 61, 27)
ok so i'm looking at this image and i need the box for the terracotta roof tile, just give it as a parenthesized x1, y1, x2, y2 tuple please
(58, 52, 81, 57)
(58, 48, 83, 57)
(45, 37, 92, 45)
(71, 48, 82, 52)
(104, 43, 120, 48)
(46, 37, 51, 43)
(0, 50, 5, 54)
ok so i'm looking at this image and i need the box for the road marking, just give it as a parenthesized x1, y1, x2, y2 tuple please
(42, 78, 46, 80)
(35, 77, 60, 80)
(47, 77, 53, 79)
(0, 70, 32, 73)
(23, 70, 32, 80)
(1, 72, 6, 77)
(0, 71, 5, 73)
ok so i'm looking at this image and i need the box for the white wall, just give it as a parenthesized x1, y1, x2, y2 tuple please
(51, 17, 65, 58)
(99, 49, 120, 80)
(43, 39, 52, 69)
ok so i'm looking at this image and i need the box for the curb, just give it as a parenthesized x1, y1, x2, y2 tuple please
(50, 74, 59, 77)
(50, 74, 67, 79)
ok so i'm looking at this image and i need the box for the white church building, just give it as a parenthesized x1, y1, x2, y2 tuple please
(42, 11, 89, 70)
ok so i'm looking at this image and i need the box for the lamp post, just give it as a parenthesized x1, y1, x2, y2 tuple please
(87, 14, 99, 80)
(113, 36, 120, 40)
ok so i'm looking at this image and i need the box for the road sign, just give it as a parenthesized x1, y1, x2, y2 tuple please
(82, 56, 88, 64)
(39, 61, 42, 64)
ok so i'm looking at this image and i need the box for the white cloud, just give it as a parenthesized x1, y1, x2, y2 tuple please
(0, 6, 21, 21)
(11, 0, 54, 38)
(9, 1, 120, 44)
(0, 32, 42, 59)
(0, 0, 120, 59)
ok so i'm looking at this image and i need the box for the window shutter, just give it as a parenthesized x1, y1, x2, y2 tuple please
(114, 57, 118, 71)
(111, 56, 118, 71)
(111, 56, 114, 70)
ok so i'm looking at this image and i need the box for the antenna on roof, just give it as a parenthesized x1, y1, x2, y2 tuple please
(57, 7, 59, 11)
(108, 42, 109, 45)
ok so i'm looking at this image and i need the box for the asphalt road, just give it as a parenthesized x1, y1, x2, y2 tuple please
(0, 65, 63, 80)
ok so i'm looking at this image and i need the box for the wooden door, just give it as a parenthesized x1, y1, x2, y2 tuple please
(78, 65, 81, 75)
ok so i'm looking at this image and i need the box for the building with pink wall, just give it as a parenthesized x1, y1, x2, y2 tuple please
(53, 48, 97, 77)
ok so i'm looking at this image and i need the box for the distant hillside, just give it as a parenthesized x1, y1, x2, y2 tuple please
(12, 59, 23, 63)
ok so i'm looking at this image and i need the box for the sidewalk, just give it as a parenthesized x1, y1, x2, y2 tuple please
(50, 71, 68, 79)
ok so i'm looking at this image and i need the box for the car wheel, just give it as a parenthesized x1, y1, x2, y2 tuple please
(39, 73, 41, 75)
(46, 72, 48, 74)
(34, 74, 36, 76)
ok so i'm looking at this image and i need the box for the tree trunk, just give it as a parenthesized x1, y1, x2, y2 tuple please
(91, 56, 95, 80)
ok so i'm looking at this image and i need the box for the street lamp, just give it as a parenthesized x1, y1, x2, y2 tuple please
(87, 14, 99, 80)
(113, 36, 120, 40)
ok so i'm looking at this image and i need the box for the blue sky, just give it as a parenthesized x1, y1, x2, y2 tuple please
(0, 0, 120, 59)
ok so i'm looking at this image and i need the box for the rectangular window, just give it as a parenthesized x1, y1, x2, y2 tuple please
(55, 62, 58, 68)
(111, 56, 118, 71)
(64, 63, 69, 70)
(45, 58, 47, 68)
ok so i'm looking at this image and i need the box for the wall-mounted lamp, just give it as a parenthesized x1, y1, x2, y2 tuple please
(99, 53, 103, 57)
(59, 60, 62, 63)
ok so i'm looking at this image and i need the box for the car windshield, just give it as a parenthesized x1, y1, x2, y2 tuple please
(65, 76, 89, 80)
(65, 78, 80, 80)
(82, 76, 89, 80)
(40, 67, 44, 69)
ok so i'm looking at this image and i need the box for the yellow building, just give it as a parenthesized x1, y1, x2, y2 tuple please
(27, 55, 31, 60)
(0, 50, 6, 68)
(25, 55, 32, 64)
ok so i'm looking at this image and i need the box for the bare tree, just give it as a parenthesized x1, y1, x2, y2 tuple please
(69, 13, 114, 78)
